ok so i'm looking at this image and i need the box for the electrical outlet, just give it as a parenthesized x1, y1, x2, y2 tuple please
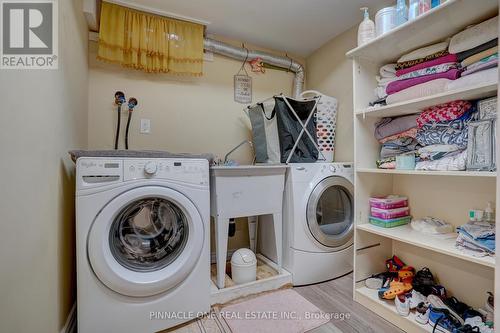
(140, 119, 151, 134)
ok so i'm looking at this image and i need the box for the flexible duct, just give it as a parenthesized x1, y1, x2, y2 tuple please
(203, 38, 304, 98)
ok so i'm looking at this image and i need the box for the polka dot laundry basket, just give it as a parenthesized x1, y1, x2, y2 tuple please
(300, 90, 338, 162)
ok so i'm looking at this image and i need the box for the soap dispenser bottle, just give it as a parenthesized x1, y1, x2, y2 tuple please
(484, 202, 495, 223)
(357, 7, 375, 46)
(395, 0, 408, 26)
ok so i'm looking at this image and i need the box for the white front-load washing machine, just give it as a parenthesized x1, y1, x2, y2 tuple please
(283, 162, 354, 285)
(76, 157, 210, 333)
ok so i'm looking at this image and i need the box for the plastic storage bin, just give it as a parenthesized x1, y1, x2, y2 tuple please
(369, 216, 411, 228)
(231, 248, 257, 285)
(371, 206, 410, 219)
(369, 195, 408, 209)
(375, 6, 396, 36)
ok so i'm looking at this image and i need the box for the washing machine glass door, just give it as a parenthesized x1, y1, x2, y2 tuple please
(306, 176, 354, 249)
(88, 186, 204, 297)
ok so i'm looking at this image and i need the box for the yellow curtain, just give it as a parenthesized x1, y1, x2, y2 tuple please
(97, 2, 204, 76)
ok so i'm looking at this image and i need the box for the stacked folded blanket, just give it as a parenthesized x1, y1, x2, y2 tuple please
(414, 100, 476, 171)
(374, 100, 478, 171)
(456, 221, 495, 257)
(373, 64, 397, 106)
(381, 40, 462, 104)
(374, 114, 420, 169)
(451, 16, 499, 79)
(370, 16, 499, 106)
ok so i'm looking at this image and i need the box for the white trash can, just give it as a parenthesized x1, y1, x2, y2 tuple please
(231, 248, 257, 285)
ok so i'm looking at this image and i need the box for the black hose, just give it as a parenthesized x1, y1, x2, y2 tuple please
(114, 105, 121, 150)
(125, 111, 132, 150)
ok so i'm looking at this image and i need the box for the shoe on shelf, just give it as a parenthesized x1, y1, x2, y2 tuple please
(385, 255, 406, 272)
(464, 316, 493, 333)
(428, 295, 464, 325)
(415, 307, 430, 325)
(428, 306, 462, 333)
(409, 290, 427, 309)
(429, 285, 447, 300)
(453, 324, 481, 333)
(378, 279, 413, 300)
(482, 291, 494, 326)
(395, 293, 410, 317)
(365, 271, 397, 290)
(413, 267, 436, 296)
(398, 266, 416, 281)
(445, 296, 472, 319)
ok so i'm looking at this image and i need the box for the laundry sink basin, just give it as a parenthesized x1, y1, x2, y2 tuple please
(210, 165, 288, 218)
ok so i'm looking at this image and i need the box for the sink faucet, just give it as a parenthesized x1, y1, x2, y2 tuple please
(224, 140, 254, 164)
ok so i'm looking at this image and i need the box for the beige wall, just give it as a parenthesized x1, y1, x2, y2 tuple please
(87, 38, 303, 252)
(0, 1, 88, 332)
(305, 27, 356, 163)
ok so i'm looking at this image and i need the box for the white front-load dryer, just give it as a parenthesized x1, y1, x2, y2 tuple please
(283, 162, 354, 285)
(76, 157, 210, 333)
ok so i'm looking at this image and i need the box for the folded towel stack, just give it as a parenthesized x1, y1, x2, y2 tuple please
(374, 114, 420, 169)
(456, 221, 495, 257)
(370, 16, 499, 106)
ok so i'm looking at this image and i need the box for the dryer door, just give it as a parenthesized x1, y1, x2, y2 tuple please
(306, 176, 354, 250)
(88, 186, 204, 297)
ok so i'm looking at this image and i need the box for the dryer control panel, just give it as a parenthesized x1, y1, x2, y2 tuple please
(77, 157, 209, 190)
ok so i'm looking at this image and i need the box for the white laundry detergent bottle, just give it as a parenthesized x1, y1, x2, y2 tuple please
(357, 7, 375, 46)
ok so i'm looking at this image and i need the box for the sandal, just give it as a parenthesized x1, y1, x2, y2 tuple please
(378, 279, 413, 300)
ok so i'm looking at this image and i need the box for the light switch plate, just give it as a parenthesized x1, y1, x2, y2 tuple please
(140, 119, 151, 134)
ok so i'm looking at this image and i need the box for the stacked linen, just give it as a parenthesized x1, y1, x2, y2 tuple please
(456, 221, 495, 257)
(385, 41, 461, 104)
(450, 16, 499, 83)
(373, 64, 397, 106)
(414, 100, 476, 171)
(374, 114, 420, 169)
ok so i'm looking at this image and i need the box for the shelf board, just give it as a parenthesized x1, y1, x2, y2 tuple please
(355, 286, 432, 333)
(356, 224, 495, 268)
(346, 0, 498, 63)
(356, 168, 497, 178)
(355, 83, 498, 118)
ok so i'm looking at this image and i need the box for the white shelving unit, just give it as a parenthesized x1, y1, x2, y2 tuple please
(347, 1, 498, 331)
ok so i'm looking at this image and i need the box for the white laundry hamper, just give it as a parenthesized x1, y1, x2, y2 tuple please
(300, 90, 338, 162)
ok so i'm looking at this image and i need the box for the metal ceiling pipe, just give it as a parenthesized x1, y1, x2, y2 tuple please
(203, 38, 304, 98)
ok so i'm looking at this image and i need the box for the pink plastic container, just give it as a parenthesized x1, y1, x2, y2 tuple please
(370, 206, 410, 219)
(369, 195, 408, 209)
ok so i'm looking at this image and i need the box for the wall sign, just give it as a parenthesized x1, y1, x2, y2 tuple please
(234, 74, 252, 104)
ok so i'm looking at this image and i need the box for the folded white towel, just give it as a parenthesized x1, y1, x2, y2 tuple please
(397, 41, 449, 62)
(449, 16, 498, 54)
(379, 63, 396, 78)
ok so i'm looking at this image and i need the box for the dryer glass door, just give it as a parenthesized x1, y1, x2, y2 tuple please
(306, 176, 354, 249)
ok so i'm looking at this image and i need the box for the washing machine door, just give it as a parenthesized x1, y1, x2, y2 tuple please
(88, 186, 204, 297)
(306, 176, 354, 250)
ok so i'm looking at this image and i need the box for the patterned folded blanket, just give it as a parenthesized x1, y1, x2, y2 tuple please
(380, 137, 420, 159)
(416, 127, 468, 149)
(416, 100, 471, 128)
(397, 63, 458, 81)
(415, 150, 467, 171)
(396, 53, 458, 77)
(395, 50, 449, 70)
(387, 69, 461, 95)
(379, 127, 418, 144)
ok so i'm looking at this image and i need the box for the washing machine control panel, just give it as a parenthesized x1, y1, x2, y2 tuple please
(77, 158, 209, 190)
(124, 159, 209, 186)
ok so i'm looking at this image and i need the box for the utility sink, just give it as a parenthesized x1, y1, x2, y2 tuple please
(210, 164, 288, 218)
